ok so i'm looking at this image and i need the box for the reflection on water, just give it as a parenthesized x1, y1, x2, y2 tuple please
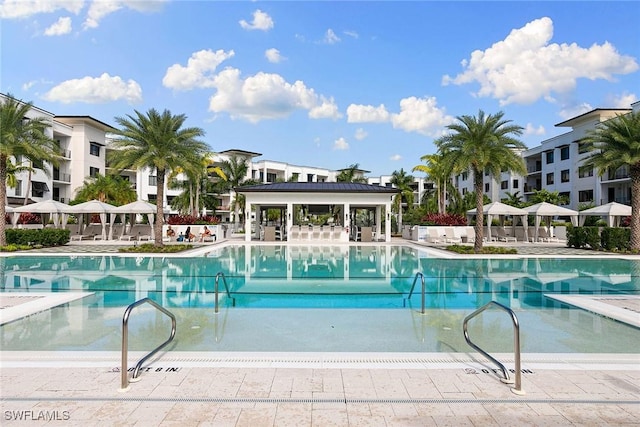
(1, 246, 639, 352)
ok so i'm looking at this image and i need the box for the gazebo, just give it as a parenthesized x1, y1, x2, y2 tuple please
(579, 202, 632, 227)
(467, 201, 529, 241)
(236, 182, 400, 242)
(522, 202, 579, 242)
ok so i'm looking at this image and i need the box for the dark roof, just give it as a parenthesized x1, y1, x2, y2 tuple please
(219, 149, 262, 158)
(236, 182, 400, 193)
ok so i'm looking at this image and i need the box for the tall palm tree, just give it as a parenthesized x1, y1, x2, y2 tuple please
(580, 110, 640, 250)
(108, 108, 208, 246)
(336, 163, 368, 183)
(168, 152, 226, 216)
(413, 153, 451, 214)
(389, 168, 414, 230)
(435, 110, 526, 252)
(73, 173, 137, 205)
(0, 94, 61, 246)
(220, 156, 251, 231)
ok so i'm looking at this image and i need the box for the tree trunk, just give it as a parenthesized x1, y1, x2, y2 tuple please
(474, 169, 484, 253)
(0, 154, 8, 246)
(23, 163, 32, 206)
(630, 164, 640, 251)
(155, 170, 166, 246)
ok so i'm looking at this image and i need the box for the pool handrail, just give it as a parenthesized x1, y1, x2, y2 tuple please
(406, 272, 426, 314)
(214, 272, 235, 314)
(120, 297, 176, 391)
(463, 300, 525, 395)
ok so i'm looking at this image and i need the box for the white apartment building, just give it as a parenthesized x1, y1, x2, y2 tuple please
(453, 103, 638, 211)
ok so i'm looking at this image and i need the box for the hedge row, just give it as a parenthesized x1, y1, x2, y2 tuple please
(5, 228, 70, 246)
(566, 226, 630, 251)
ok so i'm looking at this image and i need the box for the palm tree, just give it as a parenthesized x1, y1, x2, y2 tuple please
(168, 152, 226, 216)
(413, 153, 451, 214)
(5, 159, 33, 191)
(435, 110, 526, 252)
(219, 156, 251, 231)
(336, 163, 368, 183)
(389, 168, 414, 230)
(0, 94, 61, 246)
(502, 191, 524, 208)
(580, 110, 640, 250)
(73, 173, 137, 205)
(108, 108, 209, 246)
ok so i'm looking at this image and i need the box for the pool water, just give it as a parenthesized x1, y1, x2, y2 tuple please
(1, 245, 639, 353)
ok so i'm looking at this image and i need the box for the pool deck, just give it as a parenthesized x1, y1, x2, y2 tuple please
(1, 238, 639, 426)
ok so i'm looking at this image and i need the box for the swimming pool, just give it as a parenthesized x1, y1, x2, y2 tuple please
(1, 244, 639, 353)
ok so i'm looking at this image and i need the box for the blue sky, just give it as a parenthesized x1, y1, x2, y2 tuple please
(2, 1, 639, 177)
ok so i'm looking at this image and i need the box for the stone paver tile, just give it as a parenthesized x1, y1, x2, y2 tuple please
(209, 407, 241, 427)
(387, 415, 437, 426)
(126, 401, 175, 425)
(235, 407, 277, 427)
(447, 402, 490, 417)
(431, 415, 475, 426)
(346, 414, 388, 426)
(311, 407, 348, 427)
(344, 402, 371, 417)
(274, 402, 312, 427)
(368, 402, 395, 418)
(526, 402, 562, 416)
(161, 401, 219, 423)
(414, 402, 455, 417)
(92, 401, 142, 423)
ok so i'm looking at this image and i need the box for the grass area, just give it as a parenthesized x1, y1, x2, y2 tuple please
(445, 244, 518, 254)
(0, 244, 37, 252)
(118, 243, 194, 253)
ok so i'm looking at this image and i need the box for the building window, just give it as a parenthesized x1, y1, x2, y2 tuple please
(89, 142, 101, 157)
(147, 194, 157, 203)
(462, 171, 468, 181)
(561, 169, 570, 183)
(89, 167, 100, 177)
(31, 181, 49, 197)
(578, 165, 594, 178)
(513, 179, 519, 189)
(266, 172, 277, 183)
(501, 180, 508, 190)
(578, 142, 589, 154)
(579, 190, 593, 203)
(462, 188, 467, 195)
(546, 173, 554, 185)
(149, 176, 157, 186)
(560, 146, 570, 160)
(307, 174, 314, 182)
(545, 151, 554, 164)
(559, 192, 570, 203)
(15, 180, 22, 196)
(291, 173, 299, 181)
(484, 183, 489, 192)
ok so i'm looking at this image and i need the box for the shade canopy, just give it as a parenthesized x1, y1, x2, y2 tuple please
(579, 202, 632, 227)
(70, 200, 117, 239)
(110, 200, 157, 239)
(467, 201, 529, 241)
(12, 199, 75, 228)
(522, 202, 579, 241)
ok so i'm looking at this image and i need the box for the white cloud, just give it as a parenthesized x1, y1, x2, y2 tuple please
(605, 92, 638, 108)
(344, 30, 359, 39)
(333, 137, 349, 150)
(391, 96, 453, 136)
(44, 16, 72, 36)
(43, 72, 142, 104)
(558, 102, 593, 120)
(265, 48, 284, 63)
(0, 0, 84, 19)
(524, 123, 545, 136)
(321, 29, 340, 44)
(208, 68, 339, 123)
(83, 0, 167, 30)
(442, 17, 639, 105)
(390, 154, 402, 161)
(354, 128, 367, 140)
(239, 9, 273, 31)
(163, 49, 235, 91)
(22, 78, 52, 91)
(347, 104, 390, 123)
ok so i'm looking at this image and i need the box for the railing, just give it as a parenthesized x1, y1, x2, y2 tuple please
(405, 272, 426, 314)
(463, 301, 525, 395)
(214, 272, 235, 314)
(120, 298, 176, 391)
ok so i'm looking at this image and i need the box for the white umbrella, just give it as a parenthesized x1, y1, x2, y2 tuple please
(70, 200, 116, 239)
(523, 202, 579, 241)
(13, 199, 74, 228)
(467, 201, 529, 241)
(579, 202, 632, 227)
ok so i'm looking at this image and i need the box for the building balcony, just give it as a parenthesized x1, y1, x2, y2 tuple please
(53, 171, 71, 182)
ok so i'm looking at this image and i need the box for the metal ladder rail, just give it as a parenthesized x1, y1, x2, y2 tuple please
(405, 272, 426, 314)
(463, 300, 525, 395)
(120, 298, 177, 391)
(214, 272, 235, 314)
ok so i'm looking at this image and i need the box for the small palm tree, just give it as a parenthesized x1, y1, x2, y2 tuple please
(73, 173, 137, 205)
(336, 163, 368, 183)
(413, 153, 451, 214)
(0, 94, 61, 246)
(220, 156, 251, 231)
(435, 110, 526, 253)
(580, 110, 640, 250)
(108, 108, 209, 245)
(389, 168, 414, 230)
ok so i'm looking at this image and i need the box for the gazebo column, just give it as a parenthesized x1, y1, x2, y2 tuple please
(343, 203, 350, 242)
(375, 206, 382, 241)
(286, 203, 293, 241)
(244, 202, 252, 242)
(385, 202, 392, 242)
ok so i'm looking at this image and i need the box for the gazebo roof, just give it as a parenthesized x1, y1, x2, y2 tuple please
(236, 182, 400, 194)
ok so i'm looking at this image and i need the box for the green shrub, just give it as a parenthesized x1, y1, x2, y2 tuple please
(445, 244, 517, 254)
(601, 227, 631, 251)
(118, 243, 193, 253)
(5, 228, 70, 246)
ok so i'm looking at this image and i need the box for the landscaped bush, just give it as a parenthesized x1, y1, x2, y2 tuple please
(601, 227, 631, 251)
(167, 215, 220, 225)
(419, 213, 467, 226)
(5, 228, 70, 246)
(567, 226, 631, 251)
(446, 244, 517, 254)
(118, 243, 193, 253)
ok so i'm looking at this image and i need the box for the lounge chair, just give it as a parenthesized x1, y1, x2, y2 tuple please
(537, 227, 559, 243)
(427, 227, 446, 244)
(444, 227, 463, 244)
(496, 227, 517, 242)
